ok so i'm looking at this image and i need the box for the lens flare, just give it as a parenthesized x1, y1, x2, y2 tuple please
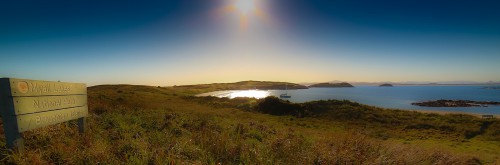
(235, 0, 255, 16)
(213, 0, 271, 31)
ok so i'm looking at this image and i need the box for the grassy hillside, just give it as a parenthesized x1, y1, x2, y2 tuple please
(172, 80, 308, 95)
(0, 84, 498, 164)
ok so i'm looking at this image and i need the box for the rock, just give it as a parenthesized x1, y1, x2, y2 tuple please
(412, 99, 500, 107)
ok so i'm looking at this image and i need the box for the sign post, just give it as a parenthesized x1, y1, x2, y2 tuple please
(0, 78, 88, 152)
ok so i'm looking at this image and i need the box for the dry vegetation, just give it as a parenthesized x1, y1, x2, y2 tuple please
(0, 84, 498, 164)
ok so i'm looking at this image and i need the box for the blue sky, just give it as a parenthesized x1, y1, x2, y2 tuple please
(1, 0, 499, 86)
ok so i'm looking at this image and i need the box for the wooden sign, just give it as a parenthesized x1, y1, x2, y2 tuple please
(0, 78, 88, 152)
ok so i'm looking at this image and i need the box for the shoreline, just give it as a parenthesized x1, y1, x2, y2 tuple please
(195, 90, 499, 118)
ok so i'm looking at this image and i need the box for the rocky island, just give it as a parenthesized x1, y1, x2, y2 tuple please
(379, 83, 394, 87)
(309, 82, 354, 88)
(412, 99, 500, 107)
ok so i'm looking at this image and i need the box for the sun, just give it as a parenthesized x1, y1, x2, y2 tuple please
(215, 0, 270, 31)
(235, 0, 255, 16)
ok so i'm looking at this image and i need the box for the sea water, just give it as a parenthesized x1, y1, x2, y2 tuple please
(197, 86, 500, 115)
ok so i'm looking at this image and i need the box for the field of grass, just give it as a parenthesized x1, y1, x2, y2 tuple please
(0, 83, 499, 164)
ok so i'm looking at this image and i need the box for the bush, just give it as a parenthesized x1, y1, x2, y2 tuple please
(257, 97, 304, 117)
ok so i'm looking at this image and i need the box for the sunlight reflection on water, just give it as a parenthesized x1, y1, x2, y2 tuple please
(197, 86, 500, 115)
(197, 90, 270, 99)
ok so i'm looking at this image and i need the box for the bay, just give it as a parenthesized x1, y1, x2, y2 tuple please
(198, 86, 500, 115)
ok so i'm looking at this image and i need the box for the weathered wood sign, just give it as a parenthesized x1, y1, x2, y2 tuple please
(0, 78, 88, 152)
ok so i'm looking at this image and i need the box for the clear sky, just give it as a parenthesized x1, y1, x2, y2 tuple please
(1, 0, 499, 86)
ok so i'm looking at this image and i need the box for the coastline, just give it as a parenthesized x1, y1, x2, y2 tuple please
(405, 108, 499, 118)
(197, 93, 499, 118)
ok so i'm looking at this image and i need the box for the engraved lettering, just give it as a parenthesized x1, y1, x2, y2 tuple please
(35, 116, 41, 125)
(23, 81, 77, 94)
(30, 96, 81, 113)
(33, 100, 39, 108)
(29, 82, 37, 93)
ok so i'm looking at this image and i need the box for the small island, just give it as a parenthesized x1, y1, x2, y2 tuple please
(412, 99, 500, 107)
(309, 82, 354, 88)
(379, 83, 394, 87)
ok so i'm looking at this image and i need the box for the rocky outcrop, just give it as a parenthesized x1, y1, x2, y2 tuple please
(484, 87, 500, 90)
(412, 100, 500, 107)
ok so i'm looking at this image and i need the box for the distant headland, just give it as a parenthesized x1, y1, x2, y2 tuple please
(299, 80, 500, 86)
(309, 82, 354, 88)
(173, 80, 307, 92)
(379, 83, 394, 87)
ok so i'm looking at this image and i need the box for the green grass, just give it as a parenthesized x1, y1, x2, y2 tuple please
(0, 84, 498, 164)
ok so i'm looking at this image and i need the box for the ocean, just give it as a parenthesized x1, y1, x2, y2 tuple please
(197, 86, 500, 115)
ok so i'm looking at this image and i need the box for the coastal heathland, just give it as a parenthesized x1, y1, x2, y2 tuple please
(0, 82, 498, 164)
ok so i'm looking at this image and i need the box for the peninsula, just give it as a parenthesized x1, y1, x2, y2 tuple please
(379, 83, 394, 87)
(309, 82, 354, 88)
(173, 80, 308, 94)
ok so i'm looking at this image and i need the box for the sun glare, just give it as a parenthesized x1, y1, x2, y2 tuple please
(235, 0, 255, 15)
(229, 90, 269, 99)
(215, 0, 270, 31)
